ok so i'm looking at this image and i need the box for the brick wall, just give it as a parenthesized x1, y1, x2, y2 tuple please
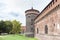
(34, 0, 60, 40)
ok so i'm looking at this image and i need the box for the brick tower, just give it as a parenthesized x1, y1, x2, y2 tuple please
(25, 8, 39, 37)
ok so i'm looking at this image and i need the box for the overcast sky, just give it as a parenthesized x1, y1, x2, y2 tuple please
(0, 0, 51, 26)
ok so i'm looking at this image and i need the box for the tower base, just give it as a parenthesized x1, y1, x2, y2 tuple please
(24, 32, 34, 37)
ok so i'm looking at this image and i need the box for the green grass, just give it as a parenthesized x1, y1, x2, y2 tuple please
(0, 34, 37, 40)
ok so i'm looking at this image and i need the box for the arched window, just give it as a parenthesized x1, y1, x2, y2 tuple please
(45, 25, 48, 34)
(37, 28, 39, 34)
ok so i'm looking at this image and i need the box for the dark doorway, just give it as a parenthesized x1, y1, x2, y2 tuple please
(45, 25, 48, 34)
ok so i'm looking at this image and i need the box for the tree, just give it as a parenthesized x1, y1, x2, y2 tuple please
(0, 20, 13, 34)
(10, 20, 21, 34)
(4, 21, 13, 34)
(0, 20, 6, 33)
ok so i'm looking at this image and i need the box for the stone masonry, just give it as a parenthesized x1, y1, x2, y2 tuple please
(25, 0, 60, 40)
(25, 8, 39, 37)
(34, 0, 60, 40)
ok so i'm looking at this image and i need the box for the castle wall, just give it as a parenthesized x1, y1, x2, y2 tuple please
(34, 0, 60, 40)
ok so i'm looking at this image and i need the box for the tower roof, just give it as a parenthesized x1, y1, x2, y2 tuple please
(25, 8, 39, 13)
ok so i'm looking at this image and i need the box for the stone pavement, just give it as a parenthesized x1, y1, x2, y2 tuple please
(35, 34, 60, 40)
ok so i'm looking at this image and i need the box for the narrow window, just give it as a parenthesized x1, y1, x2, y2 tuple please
(37, 28, 39, 34)
(31, 27, 34, 32)
(31, 23, 33, 25)
(54, 23, 55, 26)
(45, 25, 48, 34)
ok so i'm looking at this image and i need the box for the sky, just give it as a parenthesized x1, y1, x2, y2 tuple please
(0, 0, 51, 26)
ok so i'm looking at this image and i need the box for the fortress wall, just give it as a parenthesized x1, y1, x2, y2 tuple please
(35, 0, 60, 23)
(34, 0, 60, 40)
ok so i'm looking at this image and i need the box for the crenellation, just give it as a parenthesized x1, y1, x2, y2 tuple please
(35, 0, 59, 21)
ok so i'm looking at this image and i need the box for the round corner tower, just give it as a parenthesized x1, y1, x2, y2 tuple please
(25, 8, 39, 37)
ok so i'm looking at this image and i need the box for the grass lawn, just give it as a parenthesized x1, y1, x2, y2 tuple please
(0, 34, 37, 40)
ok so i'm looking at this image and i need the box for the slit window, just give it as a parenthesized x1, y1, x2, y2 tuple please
(37, 28, 39, 34)
(45, 25, 48, 34)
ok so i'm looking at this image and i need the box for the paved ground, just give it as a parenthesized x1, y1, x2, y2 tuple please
(35, 34, 60, 40)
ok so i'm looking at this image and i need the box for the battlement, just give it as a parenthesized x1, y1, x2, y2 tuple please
(35, 0, 60, 23)
(25, 8, 39, 15)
